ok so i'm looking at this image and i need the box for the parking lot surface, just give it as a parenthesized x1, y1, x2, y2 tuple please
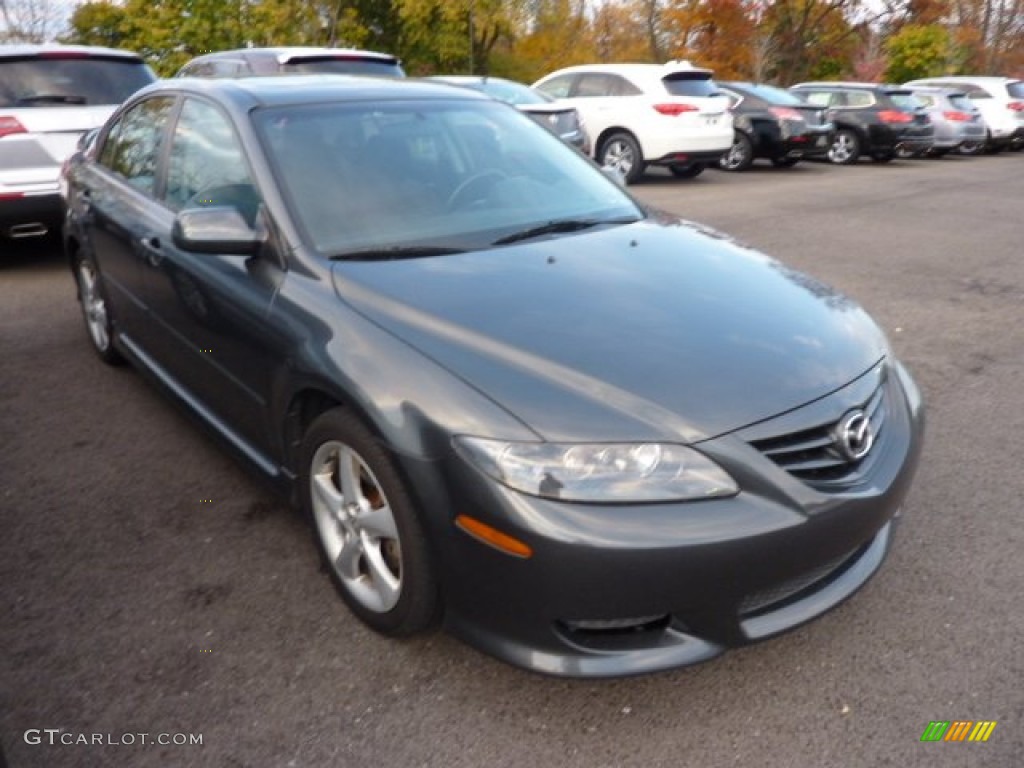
(2, 154, 1022, 767)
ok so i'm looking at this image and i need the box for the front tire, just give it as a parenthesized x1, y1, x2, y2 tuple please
(74, 255, 123, 366)
(719, 132, 754, 171)
(300, 408, 438, 636)
(828, 129, 861, 165)
(598, 132, 644, 184)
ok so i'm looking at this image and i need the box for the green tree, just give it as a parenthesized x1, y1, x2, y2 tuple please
(62, 2, 129, 48)
(883, 24, 952, 82)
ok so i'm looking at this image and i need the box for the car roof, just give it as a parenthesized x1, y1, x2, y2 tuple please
(791, 81, 891, 90)
(540, 62, 714, 82)
(903, 85, 967, 96)
(141, 74, 489, 109)
(906, 75, 1021, 85)
(0, 43, 145, 62)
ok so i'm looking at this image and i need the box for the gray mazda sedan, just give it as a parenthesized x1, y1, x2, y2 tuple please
(62, 76, 923, 677)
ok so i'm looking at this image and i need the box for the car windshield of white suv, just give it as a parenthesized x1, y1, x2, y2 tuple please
(255, 99, 641, 258)
(0, 56, 155, 107)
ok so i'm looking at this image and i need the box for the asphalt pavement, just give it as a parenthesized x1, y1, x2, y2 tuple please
(2, 152, 1022, 767)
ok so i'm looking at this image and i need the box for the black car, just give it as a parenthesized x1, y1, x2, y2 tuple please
(175, 46, 404, 78)
(430, 75, 589, 153)
(790, 82, 934, 164)
(63, 76, 923, 678)
(717, 82, 834, 170)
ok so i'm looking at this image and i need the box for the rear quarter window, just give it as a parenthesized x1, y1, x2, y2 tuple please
(1006, 81, 1024, 98)
(0, 57, 155, 107)
(282, 58, 405, 77)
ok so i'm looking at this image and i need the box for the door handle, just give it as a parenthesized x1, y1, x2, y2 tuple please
(140, 235, 163, 267)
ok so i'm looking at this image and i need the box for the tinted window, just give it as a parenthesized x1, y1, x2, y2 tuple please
(476, 79, 550, 106)
(99, 96, 176, 195)
(164, 98, 257, 217)
(742, 83, 806, 105)
(948, 94, 976, 112)
(255, 100, 639, 255)
(0, 56, 155, 107)
(535, 74, 574, 99)
(845, 91, 874, 107)
(662, 73, 720, 97)
(887, 92, 922, 110)
(281, 57, 405, 77)
(799, 91, 832, 107)
(1007, 81, 1024, 98)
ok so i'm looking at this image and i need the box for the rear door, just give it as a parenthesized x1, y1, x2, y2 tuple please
(79, 94, 177, 341)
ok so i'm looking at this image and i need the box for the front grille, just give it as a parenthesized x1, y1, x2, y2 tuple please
(749, 381, 887, 485)
(739, 544, 865, 617)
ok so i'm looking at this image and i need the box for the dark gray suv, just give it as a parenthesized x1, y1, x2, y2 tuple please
(790, 82, 934, 164)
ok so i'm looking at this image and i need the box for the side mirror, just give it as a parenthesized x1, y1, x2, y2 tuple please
(172, 206, 261, 255)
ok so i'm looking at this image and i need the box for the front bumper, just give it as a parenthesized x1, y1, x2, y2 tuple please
(419, 361, 924, 677)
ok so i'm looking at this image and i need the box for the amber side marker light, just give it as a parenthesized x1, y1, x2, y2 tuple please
(456, 514, 533, 558)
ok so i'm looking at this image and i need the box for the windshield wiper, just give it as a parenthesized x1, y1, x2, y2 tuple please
(492, 217, 638, 246)
(16, 94, 88, 105)
(329, 245, 466, 261)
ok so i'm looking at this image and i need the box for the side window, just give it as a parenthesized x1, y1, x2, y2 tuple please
(163, 97, 258, 222)
(98, 96, 176, 196)
(846, 91, 874, 108)
(607, 75, 642, 97)
(574, 74, 612, 98)
(801, 91, 831, 107)
(535, 74, 574, 99)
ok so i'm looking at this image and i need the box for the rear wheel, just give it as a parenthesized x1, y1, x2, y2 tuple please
(74, 255, 123, 366)
(959, 140, 984, 156)
(669, 162, 705, 179)
(718, 132, 754, 171)
(300, 407, 438, 636)
(828, 129, 861, 165)
(598, 132, 644, 184)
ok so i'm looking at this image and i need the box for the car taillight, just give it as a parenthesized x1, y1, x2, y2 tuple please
(878, 110, 913, 124)
(653, 103, 699, 116)
(769, 107, 803, 121)
(0, 116, 28, 139)
(943, 111, 970, 122)
(1008, 101, 1024, 112)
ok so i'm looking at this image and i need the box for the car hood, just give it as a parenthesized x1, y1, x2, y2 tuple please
(331, 217, 887, 443)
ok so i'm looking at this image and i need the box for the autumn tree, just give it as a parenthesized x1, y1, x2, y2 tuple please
(883, 23, 954, 81)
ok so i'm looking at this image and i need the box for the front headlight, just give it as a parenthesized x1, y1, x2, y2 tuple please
(453, 437, 738, 503)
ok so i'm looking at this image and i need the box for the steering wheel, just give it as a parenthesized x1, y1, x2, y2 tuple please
(446, 170, 508, 211)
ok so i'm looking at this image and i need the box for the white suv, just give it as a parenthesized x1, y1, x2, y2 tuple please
(533, 62, 733, 182)
(0, 44, 155, 243)
(904, 76, 1024, 151)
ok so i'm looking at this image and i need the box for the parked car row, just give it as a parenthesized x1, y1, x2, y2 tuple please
(2, 42, 1023, 247)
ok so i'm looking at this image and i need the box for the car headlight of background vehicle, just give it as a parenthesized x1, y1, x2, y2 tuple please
(454, 437, 738, 503)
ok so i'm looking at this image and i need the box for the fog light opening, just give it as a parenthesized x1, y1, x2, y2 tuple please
(455, 514, 533, 558)
(561, 614, 671, 636)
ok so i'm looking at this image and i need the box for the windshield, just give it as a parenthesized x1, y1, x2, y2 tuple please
(0, 56, 155, 107)
(255, 99, 641, 256)
(281, 58, 405, 77)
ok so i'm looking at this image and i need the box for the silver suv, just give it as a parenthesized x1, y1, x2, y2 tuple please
(0, 44, 155, 242)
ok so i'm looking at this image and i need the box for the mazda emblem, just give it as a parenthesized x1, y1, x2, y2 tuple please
(835, 410, 874, 462)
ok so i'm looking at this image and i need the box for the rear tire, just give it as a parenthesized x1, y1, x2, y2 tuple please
(828, 129, 861, 165)
(718, 132, 754, 171)
(74, 255, 124, 366)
